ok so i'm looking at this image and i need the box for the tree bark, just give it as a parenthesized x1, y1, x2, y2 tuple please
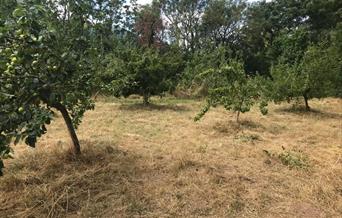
(143, 93, 150, 105)
(54, 103, 81, 155)
(303, 93, 310, 111)
(236, 111, 240, 123)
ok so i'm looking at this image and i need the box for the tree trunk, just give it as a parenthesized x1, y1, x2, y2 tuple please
(236, 111, 240, 123)
(93, 90, 100, 100)
(303, 94, 310, 111)
(143, 93, 150, 105)
(54, 103, 81, 155)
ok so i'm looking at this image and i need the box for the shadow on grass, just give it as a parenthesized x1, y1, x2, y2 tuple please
(0, 140, 151, 217)
(211, 119, 265, 135)
(274, 106, 342, 119)
(118, 102, 190, 112)
(239, 120, 265, 129)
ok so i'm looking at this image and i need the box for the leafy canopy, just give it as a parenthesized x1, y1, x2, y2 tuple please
(0, 0, 98, 175)
(270, 24, 342, 109)
(100, 46, 184, 104)
(195, 60, 269, 122)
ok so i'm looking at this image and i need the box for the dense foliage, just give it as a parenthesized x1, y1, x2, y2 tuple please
(99, 46, 184, 104)
(0, 0, 121, 174)
(195, 61, 269, 122)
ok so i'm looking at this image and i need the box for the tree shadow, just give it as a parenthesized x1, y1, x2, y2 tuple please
(118, 102, 190, 112)
(211, 119, 265, 135)
(239, 120, 265, 130)
(274, 106, 342, 120)
(0, 140, 153, 217)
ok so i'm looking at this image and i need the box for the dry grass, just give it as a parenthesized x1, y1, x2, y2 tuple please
(1, 97, 341, 217)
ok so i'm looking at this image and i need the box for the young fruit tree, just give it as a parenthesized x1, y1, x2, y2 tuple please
(195, 60, 269, 123)
(0, 1, 97, 175)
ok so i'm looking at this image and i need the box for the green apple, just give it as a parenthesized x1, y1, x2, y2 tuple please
(32, 60, 38, 66)
(15, 29, 22, 36)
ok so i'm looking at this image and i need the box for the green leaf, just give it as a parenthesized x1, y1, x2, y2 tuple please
(25, 136, 36, 148)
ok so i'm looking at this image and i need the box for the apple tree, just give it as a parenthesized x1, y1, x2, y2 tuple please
(100, 45, 184, 105)
(195, 60, 269, 123)
(0, 1, 98, 175)
(270, 26, 342, 110)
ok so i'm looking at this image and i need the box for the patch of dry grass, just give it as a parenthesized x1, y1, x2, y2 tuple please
(1, 97, 341, 217)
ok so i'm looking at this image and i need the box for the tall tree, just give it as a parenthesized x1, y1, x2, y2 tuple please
(239, 0, 309, 75)
(306, 0, 342, 32)
(162, 0, 208, 53)
(135, 1, 165, 48)
(201, 0, 246, 48)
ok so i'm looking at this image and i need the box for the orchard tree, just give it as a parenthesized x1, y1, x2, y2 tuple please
(195, 61, 268, 123)
(270, 23, 342, 110)
(0, 1, 99, 175)
(269, 27, 311, 109)
(101, 46, 183, 105)
(271, 41, 342, 110)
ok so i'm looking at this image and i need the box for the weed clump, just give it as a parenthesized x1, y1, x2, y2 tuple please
(263, 148, 310, 169)
(278, 150, 309, 169)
